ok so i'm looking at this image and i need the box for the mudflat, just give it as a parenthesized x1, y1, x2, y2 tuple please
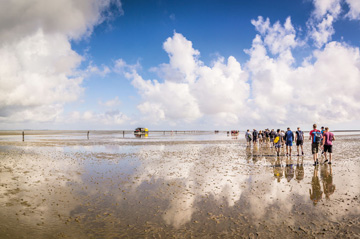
(0, 132, 359, 238)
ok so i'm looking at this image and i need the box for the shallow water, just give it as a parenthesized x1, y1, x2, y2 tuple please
(0, 132, 359, 238)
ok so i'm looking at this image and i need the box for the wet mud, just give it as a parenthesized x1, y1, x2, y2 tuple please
(0, 133, 359, 238)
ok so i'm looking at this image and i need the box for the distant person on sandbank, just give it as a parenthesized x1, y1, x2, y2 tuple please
(245, 129, 252, 147)
(270, 129, 276, 148)
(295, 127, 304, 156)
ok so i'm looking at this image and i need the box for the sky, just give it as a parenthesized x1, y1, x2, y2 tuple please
(1, 0, 360, 130)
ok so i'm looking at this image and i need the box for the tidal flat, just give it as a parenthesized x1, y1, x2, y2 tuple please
(0, 131, 359, 238)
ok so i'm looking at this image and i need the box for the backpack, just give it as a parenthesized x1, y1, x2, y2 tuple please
(313, 131, 322, 143)
(274, 136, 280, 144)
(286, 131, 293, 141)
(297, 131, 303, 141)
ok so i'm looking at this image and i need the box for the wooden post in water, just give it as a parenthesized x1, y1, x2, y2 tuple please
(22, 131, 24, 142)
(123, 131, 125, 138)
(87, 131, 89, 140)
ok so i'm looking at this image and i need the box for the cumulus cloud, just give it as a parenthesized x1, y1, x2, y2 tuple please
(128, 69, 203, 124)
(0, 0, 122, 126)
(68, 109, 130, 125)
(118, 13, 360, 128)
(308, 0, 360, 48)
(85, 62, 111, 77)
(309, 14, 336, 48)
(99, 96, 122, 107)
(345, 0, 360, 20)
(247, 17, 360, 125)
(119, 32, 249, 126)
(251, 16, 301, 57)
(0, 30, 83, 122)
(0, 0, 123, 42)
(2, 0, 360, 129)
(312, 0, 360, 21)
(312, 0, 342, 19)
(162, 32, 201, 84)
(308, 0, 341, 48)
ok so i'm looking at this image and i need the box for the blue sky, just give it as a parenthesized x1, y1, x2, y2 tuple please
(1, 0, 360, 130)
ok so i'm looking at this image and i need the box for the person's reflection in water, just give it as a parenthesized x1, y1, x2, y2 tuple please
(246, 146, 252, 162)
(321, 164, 336, 199)
(252, 145, 259, 163)
(295, 157, 304, 183)
(273, 157, 283, 182)
(285, 158, 294, 182)
(309, 166, 323, 205)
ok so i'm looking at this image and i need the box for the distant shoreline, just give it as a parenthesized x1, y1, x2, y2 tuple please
(0, 129, 360, 136)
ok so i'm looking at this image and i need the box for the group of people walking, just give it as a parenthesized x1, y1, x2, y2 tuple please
(245, 124, 335, 166)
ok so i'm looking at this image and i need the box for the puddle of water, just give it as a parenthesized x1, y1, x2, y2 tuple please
(0, 134, 359, 238)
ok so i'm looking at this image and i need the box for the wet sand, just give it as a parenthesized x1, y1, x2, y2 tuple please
(0, 132, 359, 238)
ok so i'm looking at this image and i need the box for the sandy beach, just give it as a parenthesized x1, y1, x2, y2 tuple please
(0, 131, 359, 238)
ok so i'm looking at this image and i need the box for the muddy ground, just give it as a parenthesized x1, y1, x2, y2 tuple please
(0, 132, 359, 238)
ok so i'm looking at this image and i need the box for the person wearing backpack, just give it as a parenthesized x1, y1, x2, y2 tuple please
(270, 129, 276, 147)
(252, 129, 258, 145)
(245, 129, 252, 147)
(284, 127, 294, 156)
(322, 127, 336, 164)
(265, 129, 270, 146)
(295, 127, 304, 156)
(274, 129, 282, 156)
(309, 124, 322, 166)
(320, 126, 325, 154)
(281, 130, 285, 148)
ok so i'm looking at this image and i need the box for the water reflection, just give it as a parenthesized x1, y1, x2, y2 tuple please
(134, 134, 148, 138)
(273, 157, 284, 182)
(295, 158, 304, 182)
(321, 165, 336, 199)
(131, 144, 249, 228)
(309, 166, 323, 205)
(0, 146, 84, 238)
(1, 135, 360, 238)
(285, 158, 294, 182)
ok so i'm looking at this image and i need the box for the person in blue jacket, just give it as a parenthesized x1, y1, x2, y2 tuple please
(284, 127, 294, 156)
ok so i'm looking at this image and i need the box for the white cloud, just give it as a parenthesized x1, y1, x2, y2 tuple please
(163, 32, 201, 84)
(247, 19, 360, 126)
(308, 0, 360, 48)
(120, 33, 250, 127)
(119, 15, 360, 128)
(114, 58, 141, 73)
(307, 0, 342, 48)
(0, 0, 122, 126)
(247, 12, 360, 126)
(345, 0, 360, 20)
(309, 14, 335, 48)
(0, 30, 83, 123)
(251, 16, 301, 56)
(101, 110, 130, 125)
(312, 0, 342, 19)
(0, 0, 123, 42)
(67, 109, 130, 125)
(85, 62, 111, 77)
(128, 70, 203, 123)
(99, 96, 122, 107)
